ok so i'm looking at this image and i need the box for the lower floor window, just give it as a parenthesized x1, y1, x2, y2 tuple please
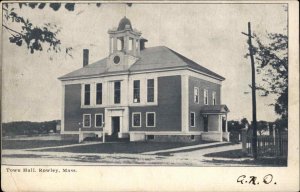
(132, 113, 141, 127)
(147, 135, 155, 140)
(146, 112, 156, 127)
(95, 114, 103, 128)
(83, 114, 91, 128)
(190, 112, 195, 127)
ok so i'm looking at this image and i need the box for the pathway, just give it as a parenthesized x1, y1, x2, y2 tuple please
(142, 141, 226, 155)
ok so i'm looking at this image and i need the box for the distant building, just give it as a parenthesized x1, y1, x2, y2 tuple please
(59, 17, 230, 142)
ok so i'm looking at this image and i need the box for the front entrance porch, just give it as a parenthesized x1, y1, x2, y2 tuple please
(104, 107, 129, 139)
(111, 116, 120, 139)
(200, 105, 230, 142)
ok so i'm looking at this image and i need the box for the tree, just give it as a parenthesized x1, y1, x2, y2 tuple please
(240, 118, 250, 129)
(2, 3, 132, 56)
(2, 3, 76, 56)
(257, 120, 269, 135)
(253, 33, 288, 127)
(227, 120, 240, 132)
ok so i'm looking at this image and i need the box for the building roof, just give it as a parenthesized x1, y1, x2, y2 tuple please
(200, 105, 230, 114)
(117, 17, 132, 31)
(59, 46, 225, 80)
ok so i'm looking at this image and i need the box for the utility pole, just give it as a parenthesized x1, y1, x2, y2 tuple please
(102, 122, 105, 143)
(242, 22, 258, 159)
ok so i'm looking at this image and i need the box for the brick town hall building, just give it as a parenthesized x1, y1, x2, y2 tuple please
(59, 17, 230, 142)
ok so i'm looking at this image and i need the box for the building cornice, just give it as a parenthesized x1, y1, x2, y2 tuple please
(59, 66, 224, 83)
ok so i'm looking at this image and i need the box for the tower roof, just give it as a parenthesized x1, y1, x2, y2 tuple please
(117, 17, 132, 31)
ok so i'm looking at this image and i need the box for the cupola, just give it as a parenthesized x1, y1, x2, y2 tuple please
(108, 17, 142, 56)
(107, 17, 143, 71)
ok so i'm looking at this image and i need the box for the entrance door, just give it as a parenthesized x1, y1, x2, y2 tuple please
(222, 117, 226, 132)
(111, 116, 120, 138)
(203, 116, 208, 132)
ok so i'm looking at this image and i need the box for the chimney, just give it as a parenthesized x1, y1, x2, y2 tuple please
(83, 49, 89, 67)
(140, 38, 148, 50)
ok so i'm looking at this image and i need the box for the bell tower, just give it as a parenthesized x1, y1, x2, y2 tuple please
(107, 17, 142, 71)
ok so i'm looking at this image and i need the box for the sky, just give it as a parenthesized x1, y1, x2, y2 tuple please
(2, 3, 288, 123)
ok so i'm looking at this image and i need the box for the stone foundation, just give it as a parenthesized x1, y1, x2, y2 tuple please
(61, 134, 79, 141)
(118, 133, 129, 138)
(201, 132, 222, 142)
(148, 135, 201, 142)
(222, 132, 230, 141)
(129, 133, 201, 142)
(130, 133, 146, 141)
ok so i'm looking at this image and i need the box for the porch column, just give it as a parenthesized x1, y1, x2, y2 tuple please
(109, 37, 112, 54)
(225, 114, 228, 132)
(219, 115, 222, 132)
(113, 37, 117, 51)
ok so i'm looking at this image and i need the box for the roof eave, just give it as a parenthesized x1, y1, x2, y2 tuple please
(187, 67, 225, 81)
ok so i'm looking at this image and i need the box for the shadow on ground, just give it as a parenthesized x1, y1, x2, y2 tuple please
(2, 154, 47, 158)
(156, 142, 234, 156)
(37, 141, 213, 154)
(2, 140, 77, 149)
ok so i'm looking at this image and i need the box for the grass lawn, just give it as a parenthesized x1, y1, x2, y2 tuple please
(39, 141, 212, 154)
(204, 149, 247, 158)
(2, 139, 77, 150)
(203, 149, 287, 166)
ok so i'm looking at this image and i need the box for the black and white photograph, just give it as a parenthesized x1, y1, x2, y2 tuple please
(1, 1, 299, 191)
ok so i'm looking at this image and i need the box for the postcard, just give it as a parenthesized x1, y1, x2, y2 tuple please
(1, 1, 299, 191)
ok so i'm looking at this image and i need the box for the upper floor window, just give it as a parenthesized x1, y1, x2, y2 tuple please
(212, 91, 216, 105)
(83, 114, 91, 128)
(95, 113, 103, 128)
(147, 79, 154, 102)
(194, 87, 199, 104)
(146, 112, 156, 127)
(114, 81, 121, 104)
(204, 89, 208, 105)
(96, 83, 102, 105)
(133, 80, 140, 103)
(84, 84, 90, 105)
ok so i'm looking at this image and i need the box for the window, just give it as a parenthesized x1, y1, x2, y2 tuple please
(212, 91, 216, 105)
(133, 80, 140, 103)
(191, 135, 195, 140)
(84, 84, 90, 105)
(147, 79, 154, 102)
(114, 81, 121, 104)
(96, 83, 102, 105)
(204, 89, 208, 105)
(194, 87, 199, 103)
(83, 114, 91, 128)
(95, 114, 103, 128)
(147, 135, 155, 140)
(132, 113, 141, 127)
(146, 112, 156, 127)
(190, 112, 195, 127)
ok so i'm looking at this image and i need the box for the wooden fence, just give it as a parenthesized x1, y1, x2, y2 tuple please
(242, 132, 288, 157)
